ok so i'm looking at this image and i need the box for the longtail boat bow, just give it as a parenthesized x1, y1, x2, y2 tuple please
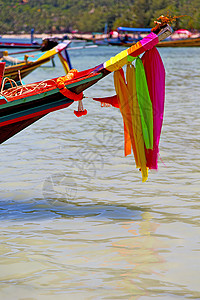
(0, 23, 172, 181)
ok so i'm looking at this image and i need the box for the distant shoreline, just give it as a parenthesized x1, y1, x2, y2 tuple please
(0, 33, 106, 41)
(1, 31, 199, 41)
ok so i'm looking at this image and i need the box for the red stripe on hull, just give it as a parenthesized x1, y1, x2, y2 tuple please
(0, 115, 44, 144)
(0, 101, 73, 128)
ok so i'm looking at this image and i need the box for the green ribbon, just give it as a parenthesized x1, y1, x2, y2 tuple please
(135, 57, 153, 149)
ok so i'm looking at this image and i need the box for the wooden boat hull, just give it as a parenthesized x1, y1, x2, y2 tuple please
(0, 115, 44, 144)
(0, 41, 40, 49)
(0, 38, 58, 49)
(156, 37, 200, 47)
(4, 57, 51, 82)
(0, 72, 103, 143)
(109, 37, 200, 48)
(2, 42, 71, 83)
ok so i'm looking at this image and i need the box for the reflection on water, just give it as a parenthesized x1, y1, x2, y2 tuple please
(0, 200, 144, 221)
(0, 46, 200, 299)
(0, 200, 163, 299)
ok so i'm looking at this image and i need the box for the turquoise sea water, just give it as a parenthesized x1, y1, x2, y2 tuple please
(0, 44, 200, 299)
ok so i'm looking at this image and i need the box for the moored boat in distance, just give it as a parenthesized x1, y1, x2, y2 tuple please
(118, 36, 200, 47)
(157, 36, 200, 47)
(157, 28, 200, 47)
(104, 26, 200, 48)
(93, 27, 152, 46)
(0, 39, 41, 49)
(108, 27, 152, 46)
(0, 42, 71, 84)
(0, 36, 59, 50)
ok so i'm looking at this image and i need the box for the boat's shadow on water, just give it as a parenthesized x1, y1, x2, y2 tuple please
(0, 198, 146, 222)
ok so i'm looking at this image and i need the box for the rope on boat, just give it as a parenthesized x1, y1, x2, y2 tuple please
(1, 77, 18, 93)
(1, 79, 57, 99)
(1, 69, 84, 102)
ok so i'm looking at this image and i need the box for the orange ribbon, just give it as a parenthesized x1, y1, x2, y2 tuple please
(56, 69, 83, 101)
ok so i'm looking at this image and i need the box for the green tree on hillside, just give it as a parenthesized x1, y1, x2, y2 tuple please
(0, 0, 199, 34)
